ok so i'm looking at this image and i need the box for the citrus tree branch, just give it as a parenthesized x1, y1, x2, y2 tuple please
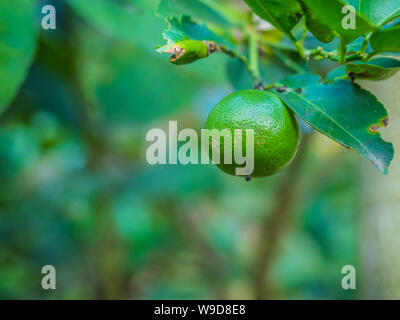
(159, 200, 227, 299)
(360, 33, 372, 56)
(252, 133, 311, 299)
(339, 39, 347, 64)
(249, 33, 262, 84)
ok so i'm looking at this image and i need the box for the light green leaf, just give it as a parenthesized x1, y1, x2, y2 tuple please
(302, 0, 375, 43)
(0, 0, 37, 113)
(277, 75, 393, 174)
(346, 0, 400, 27)
(370, 25, 400, 52)
(327, 58, 400, 81)
(243, 0, 303, 40)
(156, 0, 230, 26)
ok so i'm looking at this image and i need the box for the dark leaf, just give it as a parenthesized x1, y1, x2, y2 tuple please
(302, 0, 375, 44)
(243, 0, 303, 40)
(277, 74, 394, 174)
(298, 0, 335, 43)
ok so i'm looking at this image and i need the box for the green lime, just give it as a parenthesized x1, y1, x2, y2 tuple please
(205, 89, 300, 178)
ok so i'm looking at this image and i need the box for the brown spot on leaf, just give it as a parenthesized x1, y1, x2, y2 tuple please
(276, 85, 288, 93)
(369, 125, 379, 133)
(357, 71, 371, 78)
(381, 117, 389, 127)
(339, 142, 350, 149)
(294, 12, 302, 19)
(348, 72, 356, 82)
(245, 175, 252, 182)
(167, 45, 185, 62)
(295, 88, 302, 94)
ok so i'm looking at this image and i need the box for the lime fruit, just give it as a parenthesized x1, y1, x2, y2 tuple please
(205, 89, 300, 178)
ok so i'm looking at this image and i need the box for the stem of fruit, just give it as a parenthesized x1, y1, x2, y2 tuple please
(360, 33, 372, 56)
(264, 83, 277, 90)
(299, 21, 308, 46)
(249, 33, 262, 85)
(339, 39, 347, 64)
(294, 41, 305, 59)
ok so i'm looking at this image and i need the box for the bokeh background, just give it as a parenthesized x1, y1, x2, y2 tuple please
(1, 0, 398, 300)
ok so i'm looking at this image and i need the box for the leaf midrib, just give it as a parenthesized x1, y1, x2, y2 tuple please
(288, 89, 373, 157)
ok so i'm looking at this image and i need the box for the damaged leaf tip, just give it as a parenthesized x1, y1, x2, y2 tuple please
(166, 40, 210, 65)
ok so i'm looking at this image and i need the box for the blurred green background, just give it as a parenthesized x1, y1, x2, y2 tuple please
(0, 0, 363, 299)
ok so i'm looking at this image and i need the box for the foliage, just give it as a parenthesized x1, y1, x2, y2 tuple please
(0, 0, 37, 113)
(156, 0, 400, 175)
(277, 74, 393, 174)
(0, 0, 396, 300)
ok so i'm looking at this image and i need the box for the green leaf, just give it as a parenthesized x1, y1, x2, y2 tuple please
(325, 65, 348, 81)
(277, 75, 394, 174)
(346, 0, 400, 27)
(156, 0, 230, 26)
(280, 73, 321, 88)
(327, 58, 400, 81)
(370, 25, 400, 52)
(346, 58, 400, 80)
(298, 0, 335, 43)
(243, 0, 302, 40)
(0, 0, 37, 114)
(302, 0, 375, 43)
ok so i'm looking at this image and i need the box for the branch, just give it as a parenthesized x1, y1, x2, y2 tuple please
(248, 33, 262, 84)
(360, 33, 372, 56)
(159, 200, 227, 299)
(339, 39, 347, 64)
(252, 133, 312, 299)
(294, 41, 305, 59)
